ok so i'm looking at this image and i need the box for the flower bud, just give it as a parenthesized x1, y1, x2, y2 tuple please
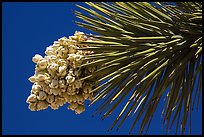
(49, 63, 59, 71)
(37, 91, 47, 100)
(37, 101, 48, 110)
(32, 54, 43, 63)
(50, 88, 60, 95)
(36, 74, 46, 82)
(66, 75, 75, 84)
(75, 104, 85, 114)
(69, 36, 78, 41)
(68, 102, 78, 110)
(59, 79, 66, 87)
(50, 102, 59, 110)
(55, 97, 65, 106)
(28, 75, 36, 83)
(59, 66, 67, 74)
(58, 59, 67, 66)
(46, 94, 54, 103)
(38, 59, 47, 70)
(62, 92, 69, 102)
(69, 45, 77, 54)
(28, 102, 37, 111)
(67, 54, 75, 62)
(53, 41, 60, 48)
(58, 37, 68, 45)
(26, 94, 37, 103)
(45, 47, 55, 56)
(76, 94, 84, 104)
(49, 79, 59, 88)
(31, 84, 41, 94)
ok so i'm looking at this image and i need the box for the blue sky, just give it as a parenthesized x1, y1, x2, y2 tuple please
(2, 2, 202, 135)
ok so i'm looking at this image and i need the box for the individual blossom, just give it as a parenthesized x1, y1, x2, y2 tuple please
(28, 75, 36, 83)
(46, 94, 55, 104)
(31, 84, 41, 94)
(75, 104, 85, 114)
(50, 88, 61, 96)
(65, 75, 75, 84)
(38, 59, 48, 70)
(36, 74, 46, 82)
(49, 79, 59, 88)
(37, 91, 47, 100)
(45, 47, 56, 56)
(76, 94, 84, 104)
(26, 94, 37, 103)
(29, 102, 37, 111)
(37, 101, 49, 111)
(68, 102, 78, 111)
(32, 54, 43, 63)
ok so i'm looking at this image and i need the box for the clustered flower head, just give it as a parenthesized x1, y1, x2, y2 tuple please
(26, 31, 98, 114)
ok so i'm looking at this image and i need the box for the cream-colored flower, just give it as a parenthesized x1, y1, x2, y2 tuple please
(38, 59, 48, 70)
(58, 79, 66, 87)
(58, 59, 67, 66)
(66, 75, 75, 84)
(68, 102, 78, 110)
(75, 104, 85, 114)
(55, 97, 66, 106)
(58, 36, 69, 45)
(62, 92, 69, 102)
(42, 85, 49, 91)
(45, 47, 55, 56)
(26, 94, 37, 103)
(28, 75, 36, 83)
(58, 71, 67, 78)
(37, 101, 48, 110)
(44, 73, 51, 84)
(50, 102, 59, 110)
(36, 74, 46, 82)
(50, 88, 60, 95)
(48, 63, 59, 72)
(28, 102, 37, 111)
(67, 54, 75, 62)
(58, 66, 67, 74)
(52, 41, 60, 48)
(76, 94, 84, 104)
(68, 69, 74, 76)
(69, 44, 77, 54)
(60, 87, 67, 93)
(46, 94, 54, 103)
(76, 50, 83, 55)
(75, 54, 83, 62)
(69, 36, 78, 41)
(72, 95, 78, 102)
(37, 91, 47, 100)
(32, 54, 43, 63)
(31, 84, 41, 93)
(47, 55, 57, 63)
(75, 31, 84, 36)
(67, 86, 76, 95)
(49, 79, 59, 88)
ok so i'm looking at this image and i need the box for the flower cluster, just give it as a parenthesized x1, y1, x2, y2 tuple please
(26, 31, 98, 114)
